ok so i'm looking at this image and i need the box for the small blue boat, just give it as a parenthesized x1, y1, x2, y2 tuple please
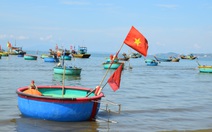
(16, 85, 104, 122)
(103, 62, 124, 69)
(103, 58, 124, 69)
(44, 57, 59, 62)
(145, 59, 158, 66)
(54, 66, 82, 75)
(24, 54, 37, 60)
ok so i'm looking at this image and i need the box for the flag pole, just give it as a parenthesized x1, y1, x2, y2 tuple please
(86, 43, 125, 97)
(98, 43, 124, 86)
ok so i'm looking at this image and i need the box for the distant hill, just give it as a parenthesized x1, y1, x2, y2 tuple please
(149, 52, 212, 58)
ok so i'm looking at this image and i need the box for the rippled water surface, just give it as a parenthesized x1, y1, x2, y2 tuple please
(0, 52, 212, 132)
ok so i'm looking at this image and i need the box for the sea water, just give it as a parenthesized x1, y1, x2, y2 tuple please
(0, 52, 211, 132)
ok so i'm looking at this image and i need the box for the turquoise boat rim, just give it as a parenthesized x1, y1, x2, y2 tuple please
(16, 85, 104, 102)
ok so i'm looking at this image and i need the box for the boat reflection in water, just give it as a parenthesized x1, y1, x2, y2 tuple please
(53, 73, 81, 82)
(15, 117, 100, 132)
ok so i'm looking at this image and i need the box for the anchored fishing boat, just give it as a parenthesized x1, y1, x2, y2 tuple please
(103, 62, 125, 69)
(24, 54, 37, 60)
(118, 53, 130, 61)
(103, 57, 125, 69)
(0, 51, 9, 57)
(16, 85, 104, 122)
(44, 57, 59, 62)
(198, 65, 212, 73)
(6, 41, 26, 55)
(54, 51, 81, 75)
(145, 59, 158, 66)
(71, 46, 91, 58)
(54, 66, 82, 75)
(171, 57, 180, 62)
(180, 54, 197, 60)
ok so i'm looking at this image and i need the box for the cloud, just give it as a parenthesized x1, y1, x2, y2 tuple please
(194, 43, 201, 49)
(0, 34, 28, 40)
(0, 34, 7, 39)
(16, 36, 29, 40)
(156, 4, 178, 9)
(39, 35, 53, 41)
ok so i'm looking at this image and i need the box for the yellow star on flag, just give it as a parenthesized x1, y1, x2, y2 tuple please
(134, 38, 141, 46)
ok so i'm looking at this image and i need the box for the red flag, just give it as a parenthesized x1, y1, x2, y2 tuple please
(124, 26, 148, 57)
(107, 64, 123, 92)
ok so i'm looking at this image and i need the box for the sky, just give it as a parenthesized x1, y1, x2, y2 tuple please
(0, 0, 212, 55)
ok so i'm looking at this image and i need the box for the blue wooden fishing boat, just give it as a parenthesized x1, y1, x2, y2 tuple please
(44, 57, 59, 62)
(54, 66, 82, 75)
(145, 59, 158, 66)
(103, 62, 124, 69)
(24, 54, 37, 60)
(16, 85, 104, 122)
(198, 65, 212, 73)
(102, 58, 124, 69)
(55, 50, 81, 75)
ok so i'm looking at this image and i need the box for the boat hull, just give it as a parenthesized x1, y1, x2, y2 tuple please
(180, 55, 197, 60)
(145, 59, 158, 66)
(16, 86, 104, 122)
(0, 52, 9, 56)
(44, 57, 59, 62)
(154, 56, 172, 62)
(198, 66, 212, 73)
(24, 55, 37, 60)
(18, 54, 24, 57)
(146, 62, 158, 66)
(54, 66, 82, 75)
(171, 58, 180, 62)
(72, 54, 91, 58)
(103, 62, 124, 69)
(157, 58, 171, 62)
